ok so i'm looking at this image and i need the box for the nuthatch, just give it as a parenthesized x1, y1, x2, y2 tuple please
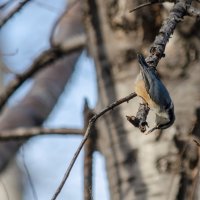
(134, 54, 175, 133)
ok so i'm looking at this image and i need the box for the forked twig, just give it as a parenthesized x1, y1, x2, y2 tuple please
(51, 92, 137, 200)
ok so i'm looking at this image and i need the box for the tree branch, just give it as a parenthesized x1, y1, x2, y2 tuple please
(126, 103, 150, 132)
(129, 0, 194, 132)
(51, 92, 137, 200)
(0, 127, 83, 141)
(146, 0, 192, 67)
(0, 36, 85, 111)
(0, 0, 31, 28)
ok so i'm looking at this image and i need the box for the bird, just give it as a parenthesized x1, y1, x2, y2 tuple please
(134, 54, 175, 133)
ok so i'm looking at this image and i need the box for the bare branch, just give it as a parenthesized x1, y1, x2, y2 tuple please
(146, 0, 192, 67)
(0, 0, 31, 29)
(193, 138, 200, 147)
(0, 127, 83, 141)
(129, 2, 153, 13)
(126, 103, 150, 132)
(51, 92, 137, 200)
(128, 1, 192, 133)
(0, 36, 85, 111)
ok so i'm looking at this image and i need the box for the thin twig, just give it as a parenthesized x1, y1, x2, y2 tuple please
(193, 138, 200, 146)
(0, 127, 83, 141)
(129, 0, 175, 13)
(0, 37, 85, 111)
(51, 92, 137, 200)
(129, 2, 154, 13)
(21, 146, 38, 200)
(0, 0, 31, 28)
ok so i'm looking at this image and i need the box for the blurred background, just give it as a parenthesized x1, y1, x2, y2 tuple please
(0, 0, 109, 199)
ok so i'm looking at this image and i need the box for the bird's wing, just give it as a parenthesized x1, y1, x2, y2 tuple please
(137, 54, 171, 110)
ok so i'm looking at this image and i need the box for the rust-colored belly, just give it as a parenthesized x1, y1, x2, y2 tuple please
(134, 79, 156, 108)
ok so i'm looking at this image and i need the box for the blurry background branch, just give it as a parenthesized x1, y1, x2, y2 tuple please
(0, 127, 83, 141)
(0, 52, 81, 170)
(0, 34, 85, 111)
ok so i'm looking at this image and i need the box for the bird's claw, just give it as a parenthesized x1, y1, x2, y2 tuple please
(146, 126, 159, 135)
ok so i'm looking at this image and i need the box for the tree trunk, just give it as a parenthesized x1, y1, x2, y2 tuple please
(84, 1, 200, 199)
